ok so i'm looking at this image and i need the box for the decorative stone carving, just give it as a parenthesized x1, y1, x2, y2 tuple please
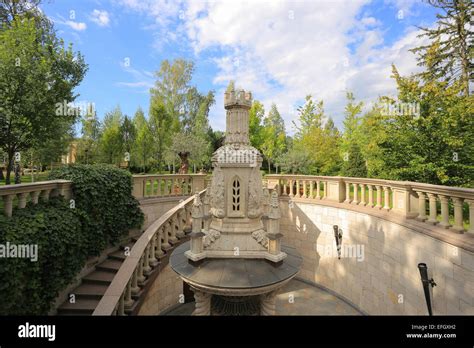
(252, 230, 268, 248)
(203, 229, 221, 247)
(260, 291, 277, 315)
(192, 288, 212, 316)
(210, 167, 225, 218)
(247, 167, 262, 218)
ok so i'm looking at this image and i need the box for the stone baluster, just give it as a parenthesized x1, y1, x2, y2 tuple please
(155, 227, 165, 258)
(296, 180, 300, 198)
(416, 191, 427, 221)
(156, 178, 161, 196)
(31, 191, 40, 205)
(383, 186, 390, 211)
(162, 221, 171, 249)
(359, 184, 366, 206)
(309, 180, 314, 199)
(131, 267, 140, 295)
(149, 232, 158, 266)
(282, 179, 288, 196)
(192, 193, 204, 233)
(467, 200, 474, 234)
(438, 195, 451, 228)
(143, 244, 152, 275)
(302, 180, 307, 198)
(17, 193, 28, 209)
(117, 293, 125, 316)
(352, 183, 359, 205)
(367, 185, 374, 207)
(169, 216, 178, 243)
(344, 182, 351, 203)
(288, 180, 294, 197)
(124, 279, 134, 310)
(426, 193, 438, 224)
(452, 197, 464, 233)
(375, 186, 382, 209)
(3, 194, 14, 217)
(142, 178, 147, 197)
(176, 209, 186, 238)
(316, 181, 321, 200)
(137, 255, 146, 285)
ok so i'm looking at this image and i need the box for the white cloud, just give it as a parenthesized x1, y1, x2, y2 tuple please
(66, 20, 87, 31)
(90, 9, 110, 27)
(118, 0, 432, 132)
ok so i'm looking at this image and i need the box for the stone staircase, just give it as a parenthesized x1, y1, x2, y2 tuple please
(57, 241, 135, 315)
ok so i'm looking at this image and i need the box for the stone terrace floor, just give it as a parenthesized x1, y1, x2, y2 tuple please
(165, 279, 362, 315)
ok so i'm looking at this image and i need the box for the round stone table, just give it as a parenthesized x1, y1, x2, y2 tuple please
(170, 242, 302, 315)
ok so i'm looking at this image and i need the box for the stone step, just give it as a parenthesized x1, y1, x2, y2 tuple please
(71, 283, 109, 299)
(109, 250, 127, 261)
(82, 270, 115, 285)
(96, 259, 123, 272)
(57, 298, 100, 315)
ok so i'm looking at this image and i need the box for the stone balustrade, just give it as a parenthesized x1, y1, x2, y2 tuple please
(266, 175, 474, 235)
(92, 190, 202, 316)
(0, 180, 73, 217)
(132, 174, 207, 199)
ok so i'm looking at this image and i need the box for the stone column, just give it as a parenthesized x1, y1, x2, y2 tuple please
(344, 182, 351, 203)
(316, 181, 321, 199)
(359, 184, 366, 206)
(426, 193, 438, 224)
(3, 194, 14, 217)
(260, 290, 277, 315)
(416, 191, 427, 222)
(438, 195, 451, 228)
(452, 197, 464, 233)
(296, 180, 300, 198)
(375, 186, 382, 209)
(352, 183, 359, 205)
(309, 180, 314, 199)
(383, 186, 390, 211)
(466, 200, 474, 234)
(368, 185, 374, 207)
(192, 288, 211, 316)
(302, 180, 307, 198)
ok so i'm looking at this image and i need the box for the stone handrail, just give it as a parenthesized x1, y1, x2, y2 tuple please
(93, 190, 205, 315)
(0, 180, 73, 217)
(132, 174, 206, 200)
(266, 175, 474, 235)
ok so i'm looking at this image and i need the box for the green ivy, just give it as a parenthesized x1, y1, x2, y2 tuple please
(49, 164, 144, 255)
(0, 164, 143, 314)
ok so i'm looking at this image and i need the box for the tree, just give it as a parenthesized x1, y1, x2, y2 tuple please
(341, 142, 367, 177)
(0, 15, 87, 183)
(249, 100, 265, 151)
(170, 133, 209, 174)
(99, 106, 123, 165)
(120, 115, 136, 162)
(410, 0, 473, 96)
(276, 143, 311, 174)
(341, 92, 363, 156)
(379, 65, 474, 186)
(131, 107, 152, 172)
(148, 98, 172, 171)
(261, 103, 287, 172)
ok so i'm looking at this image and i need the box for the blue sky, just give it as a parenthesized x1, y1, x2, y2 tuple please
(40, 0, 438, 134)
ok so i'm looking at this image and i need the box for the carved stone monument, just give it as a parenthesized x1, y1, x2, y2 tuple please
(171, 85, 302, 315)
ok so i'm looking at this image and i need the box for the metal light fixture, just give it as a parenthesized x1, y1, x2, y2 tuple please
(418, 263, 437, 316)
(333, 225, 343, 259)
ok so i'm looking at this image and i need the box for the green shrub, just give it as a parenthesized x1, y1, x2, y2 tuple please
(0, 198, 88, 314)
(48, 164, 144, 255)
(0, 164, 143, 314)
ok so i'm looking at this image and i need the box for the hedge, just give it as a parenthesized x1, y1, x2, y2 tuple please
(0, 164, 143, 314)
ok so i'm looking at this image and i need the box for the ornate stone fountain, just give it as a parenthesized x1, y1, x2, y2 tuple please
(170, 86, 302, 315)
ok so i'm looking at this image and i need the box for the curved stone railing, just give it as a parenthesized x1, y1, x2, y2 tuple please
(0, 180, 72, 217)
(92, 190, 204, 315)
(132, 174, 206, 200)
(266, 175, 474, 236)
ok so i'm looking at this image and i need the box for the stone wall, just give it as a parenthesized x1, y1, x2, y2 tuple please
(138, 264, 184, 315)
(280, 199, 474, 315)
(139, 197, 186, 229)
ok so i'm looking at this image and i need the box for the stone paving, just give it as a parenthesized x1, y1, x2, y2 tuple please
(165, 279, 362, 315)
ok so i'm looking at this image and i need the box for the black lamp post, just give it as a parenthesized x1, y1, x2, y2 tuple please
(333, 225, 343, 259)
(418, 263, 437, 316)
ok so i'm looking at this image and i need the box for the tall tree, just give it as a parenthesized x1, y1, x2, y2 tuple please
(99, 106, 123, 165)
(341, 92, 363, 156)
(410, 0, 473, 95)
(249, 100, 265, 151)
(0, 14, 87, 183)
(131, 107, 152, 172)
(261, 103, 287, 173)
